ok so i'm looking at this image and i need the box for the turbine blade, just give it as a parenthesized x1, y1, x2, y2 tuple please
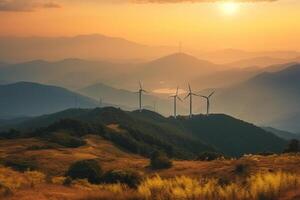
(209, 91, 215, 98)
(139, 81, 142, 90)
(176, 86, 179, 96)
(177, 96, 183, 102)
(188, 84, 191, 92)
(184, 94, 190, 100)
(198, 94, 208, 99)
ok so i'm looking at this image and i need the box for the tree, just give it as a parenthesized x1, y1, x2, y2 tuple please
(150, 151, 172, 169)
(102, 169, 143, 188)
(284, 139, 299, 153)
(197, 151, 224, 161)
(66, 159, 103, 184)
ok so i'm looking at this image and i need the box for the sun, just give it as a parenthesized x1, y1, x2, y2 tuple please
(219, 2, 239, 16)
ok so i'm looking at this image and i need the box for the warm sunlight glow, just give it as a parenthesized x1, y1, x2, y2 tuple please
(219, 2, 239, 15)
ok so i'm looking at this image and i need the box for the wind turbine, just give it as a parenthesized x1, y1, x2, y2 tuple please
(169, 87, 183, 119)
(184, 84, 198, 118)
(137, 81, 147, 112)
(199, 91, 215, 115)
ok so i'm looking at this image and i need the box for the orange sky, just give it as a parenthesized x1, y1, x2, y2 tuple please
(0, 0, 300, 51)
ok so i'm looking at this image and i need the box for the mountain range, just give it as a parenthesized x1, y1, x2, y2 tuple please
(0, 51, 298, 91)
(0, 53, 222, 90)
(0, 58, 135, 89)
(79, 82, 182, 116)
(213, 64, 300, 132)
(0, 82, 99, 118)
(1, 34, 300, 66)
(0, 34, 175, 62)
(263, 127, 300, 140)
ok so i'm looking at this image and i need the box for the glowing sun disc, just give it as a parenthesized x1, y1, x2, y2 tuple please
(219, 2, 239, 15)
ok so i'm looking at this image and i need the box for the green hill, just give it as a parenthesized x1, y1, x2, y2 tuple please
(0, 107, 287, 158)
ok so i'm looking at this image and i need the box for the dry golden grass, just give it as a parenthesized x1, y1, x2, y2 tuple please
(1, 137, 300, 199)
(106, 124, 126, 133)
(0, 135, 147, 176)
(0, 166, 46, 198)
(3, 169, 300, 200)
(138, 172, 299, 200)
(1, 136, 300, 179)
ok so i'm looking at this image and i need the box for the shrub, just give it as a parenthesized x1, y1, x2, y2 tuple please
(102, 169, 143, 188)
(284, 139, 299, 153)
(3, 157, 37, 172)
(0, 129, 21, 139)
(197, 151, 224, 161)
(47, 132, 86, 148)
(24, 171, 46, 187)
(66, 159, 103, 184)
(26, 144, 57, 151)
(234, 163, 249, 174)
(51, 176, 66, 185)
(63, 177, 72, 186)
(150, 151, 172, 170)
(0, 183, 12, 197)
(257, 151, 275, 156)
(44, 119, 93, 137)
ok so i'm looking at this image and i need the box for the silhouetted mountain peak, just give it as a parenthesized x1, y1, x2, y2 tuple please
(150, 52, 212, 65)
(276, 63, 300, 74)
(4, 81, 65, 91)
(250, 63, 300, 83)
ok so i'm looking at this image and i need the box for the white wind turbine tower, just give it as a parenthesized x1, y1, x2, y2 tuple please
(199, 91, 215, 115)
(184, 84, 198, 118)
(136, 81, 147, 112)
(169, 87, 183, 119)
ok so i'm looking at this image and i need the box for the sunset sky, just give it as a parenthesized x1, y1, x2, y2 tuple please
(1, 0, 300, 51)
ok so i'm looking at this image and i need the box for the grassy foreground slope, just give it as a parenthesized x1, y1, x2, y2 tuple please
(0, 152, 300, 200)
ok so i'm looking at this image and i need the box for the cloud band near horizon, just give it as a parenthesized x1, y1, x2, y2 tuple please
(132, 0, 277, 3)
(0, 0, 278, 12)
(0, 0, 60, 12)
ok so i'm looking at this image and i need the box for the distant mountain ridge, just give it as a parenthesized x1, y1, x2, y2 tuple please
(263, 127, 300, 140)
(213, 64, 300, 132)
(0, 58, 140, 89)
(0, 53, 221, 90)
(114, 53, 222, 89)
(1, 34, 300, 64)
(79, 82, 180, 116)
(0, 82, 99, 117)
(0, 34, 175, 62)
